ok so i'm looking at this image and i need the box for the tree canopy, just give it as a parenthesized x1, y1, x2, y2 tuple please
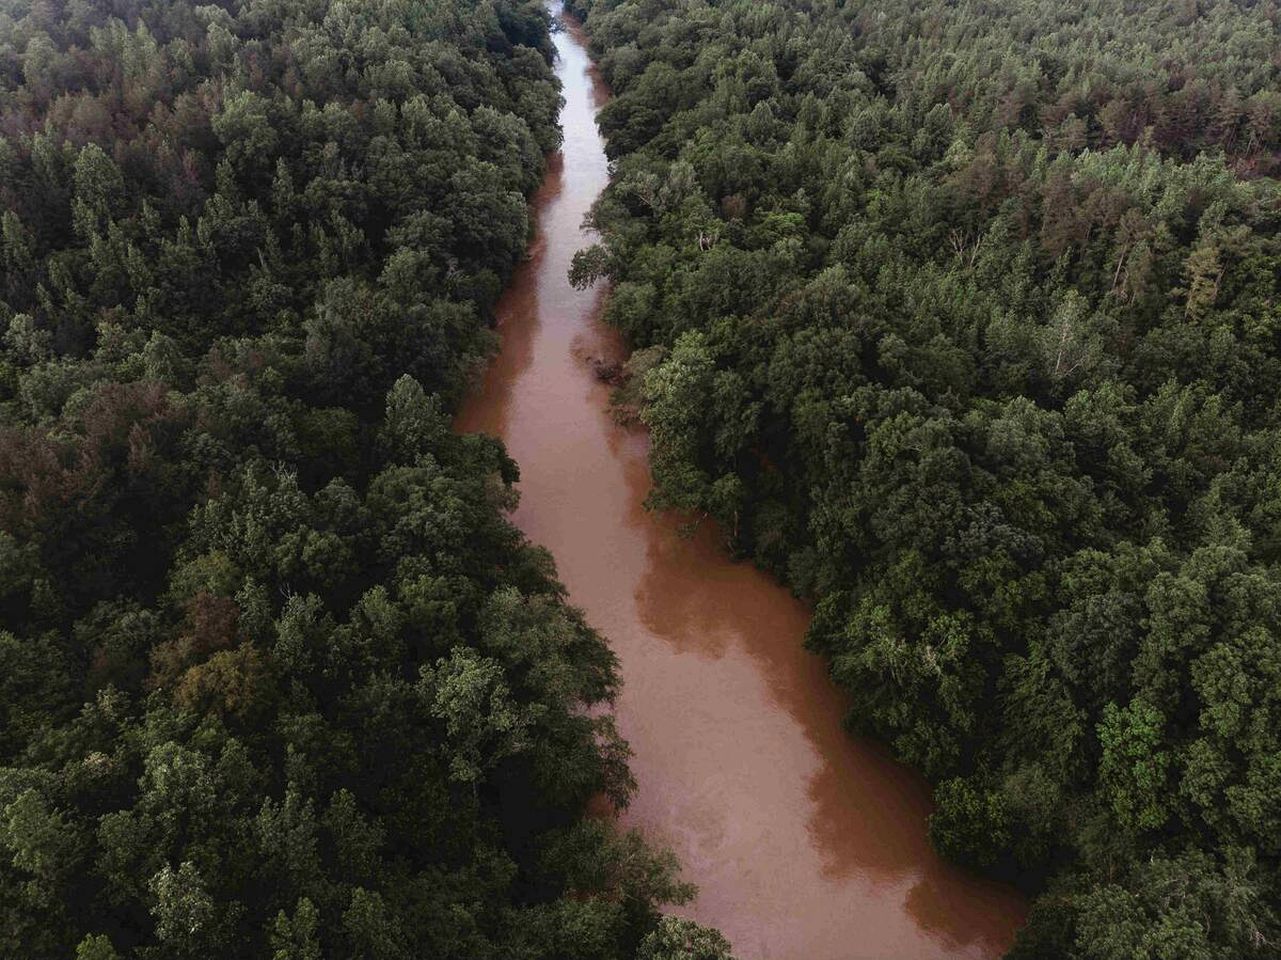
(0, 0, 722, 956)
(568, 0, 1281, 956)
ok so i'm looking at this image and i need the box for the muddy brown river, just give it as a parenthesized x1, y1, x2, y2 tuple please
(455, 8, 1027, 958)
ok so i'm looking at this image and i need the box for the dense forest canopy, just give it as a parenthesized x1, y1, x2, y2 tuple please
(568, 0, 1281, 956)
(0, 0, 728, 957)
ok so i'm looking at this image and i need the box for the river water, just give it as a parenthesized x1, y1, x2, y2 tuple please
(455, 8, 1027, 958)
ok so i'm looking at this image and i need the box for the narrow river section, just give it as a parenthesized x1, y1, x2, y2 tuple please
(456, 7, 1027, 959)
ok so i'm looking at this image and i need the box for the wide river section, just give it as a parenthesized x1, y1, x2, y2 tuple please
(455, 8, 1027, 958)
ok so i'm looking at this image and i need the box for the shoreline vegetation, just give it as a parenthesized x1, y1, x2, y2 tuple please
(566, 0, 1281, 956)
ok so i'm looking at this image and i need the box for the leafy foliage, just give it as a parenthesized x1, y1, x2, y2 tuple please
(569, 0, 1281, 955)
(0, 0, 698, 956)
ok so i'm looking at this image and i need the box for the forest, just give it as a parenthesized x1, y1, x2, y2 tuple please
(5, 0, 1281, 955)
(567, 0, 1281, 957)
(0, 0, 730, 957)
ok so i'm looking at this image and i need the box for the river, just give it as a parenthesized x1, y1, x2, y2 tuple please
(454, 7, 1027, 958)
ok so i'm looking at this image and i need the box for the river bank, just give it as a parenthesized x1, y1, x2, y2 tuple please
(454, 7, 1026, 957)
